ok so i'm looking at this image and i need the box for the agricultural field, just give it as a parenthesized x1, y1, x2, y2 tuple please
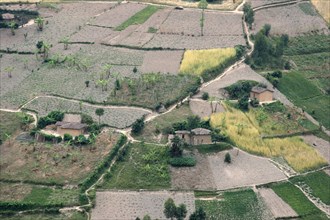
(270, 181, 328, 219)
(253, 2, 329, 36)
(0, 130, 119, 185)
(0, 212, 87, 220)
(189, 99, 225, 118)
(179, 48, 236, 76)
(246, 0, 296, 8)
(210, 104, 327, 172)
(100, 142, 171, 190)
(195, 189, 273, 220)
(0, 111, 25, 143)
(91, 191, 195, 220)
(23, 96, 150, 128)
(311, 0, 330, 23)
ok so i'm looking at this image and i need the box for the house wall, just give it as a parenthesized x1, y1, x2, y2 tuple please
(57, 127, 84, 137)
(178, 134, 191, 145)
(191, 135, 212, 145)
(250, 91, 273, 102)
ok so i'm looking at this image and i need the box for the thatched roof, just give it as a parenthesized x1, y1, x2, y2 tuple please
(55, 121, 87, 130)
(175, 130, 190, 134)
(63, 114, 81, 123)
(191, 128, 211, 135)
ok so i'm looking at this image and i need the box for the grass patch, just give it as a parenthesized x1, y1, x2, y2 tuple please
(298, 2, 318, 16)
(271, 182, 328, 219)
(115, 5, 160, 31)
(290, 171, 330, 205)
(0, 111, 22, 143)
(194, 191, 219, 198)
(195, 189, 268, 220)
(101, 142, 170, 190)
(277, 71, 330, 129)
(169, 156, 196, 167)
(210, 104, 327, 172)
(0, 212, 87, 220)
(134, 103, 193, 144)
(284, 35, 330, 56)
(179, 48, 236, 77)
(195, 143, 232, 154)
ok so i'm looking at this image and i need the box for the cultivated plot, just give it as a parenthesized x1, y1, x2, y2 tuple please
(91, 191, 195, 220)
(189, 100, 225, 118)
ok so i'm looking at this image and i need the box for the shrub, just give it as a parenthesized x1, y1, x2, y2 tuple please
(37, 111, 64, 129)
(63, 133, 73, 142)
(224, 152, 231, 163)
(238, 95, 249, 111)
(81, 114, 93, 125)
(169, 156, 196, 167)
(202, 92, 209, 100)
(131, 118, 145, 135)
(250, 98, 259, 107)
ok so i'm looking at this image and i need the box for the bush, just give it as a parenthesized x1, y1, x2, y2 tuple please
(37, 111, 64, 129)
(131, 118, 145, 135)
(81, 114, 93, 125)
(202, 92, 209, 100)
(238, 95, 249, 111)
(250, 98, 259, 107)
(63, 133, 73, 142)
(169, 156, 196, 167)
(224, 152, 231, 163)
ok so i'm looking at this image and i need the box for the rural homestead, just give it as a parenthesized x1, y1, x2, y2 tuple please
(0, 0, 329, 219)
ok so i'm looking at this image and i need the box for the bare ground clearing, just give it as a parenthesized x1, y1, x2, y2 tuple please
(247, 0, 296, 8)
(189, 99, 225, 118)
(301, 135, 330, 163)
(69, 25, 117, 44)
(91, 191, 195, 220)
(253, 3, 329, 36)
(204, 12, 243, 36)
(198, 64, 293, 106)
(208, 149, 287, 190)
(258, 188, 298, 219)
(141, 50, 184, 74)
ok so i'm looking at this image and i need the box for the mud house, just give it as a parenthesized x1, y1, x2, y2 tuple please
(55, 114, 87, 137)
(2, 13, 15, 20)
(250, 86, 274, 102)
(174, 128, 212, 145)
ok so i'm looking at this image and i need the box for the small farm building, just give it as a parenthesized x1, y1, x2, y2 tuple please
(250, 86, 274, 102)
(2, 13, 15, 20)
(174, 128, 212, 145)
(55, 114, 87, 136)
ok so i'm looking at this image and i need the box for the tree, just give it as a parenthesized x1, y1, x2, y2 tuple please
(238, 95, 249, 111)
(95, 108, 104, 125)
(189, 207, 206, 220)
(61, 37, 70, 50)
(85, 80, 90, 88)
(243, 3, 254, 28)
(169, 136, 184, 157)
(224, 152, 231, 163)
(164, 198, 177, 220)
(186, 115, 201, 130)
(198, 0, 208, 36)
(42, 42, 51, 60)
(133, 66, 138, 73)
(131, 118, 145, 135)
(143, 215, 151, 220)
(263, 24, 271, 37)
(176, 204, 187, 220)
(35, 16, 44, 31)
(202, 92, 209, 100)
(8, 21, 17, 36)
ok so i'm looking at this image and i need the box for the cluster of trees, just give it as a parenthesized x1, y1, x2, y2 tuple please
(265, 70, 282, 87)
(225, 80, 258, 99)
(37, 111, 64, 129)
(248, 25, 289, 68)
(243, 3, 254, 29)
(131, 117, 145, 135)
(163, 198, 207, 220)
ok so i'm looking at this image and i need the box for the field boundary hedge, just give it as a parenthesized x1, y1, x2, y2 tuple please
(261, 129, 320, 139)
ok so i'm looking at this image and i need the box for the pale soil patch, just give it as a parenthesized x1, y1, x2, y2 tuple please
(0, 182, 32, 202)
(91, 191, 195, 220)
(91, 3, 146, 28)
(204, 12, 243, 36)
(258, 188, 298, 218)
(141, 50, 184, 74)
(324, 168, 330, 176)
(301, 135, 330, 163)
(247, 0, 294, 8)
(199, 64, 293, 106)
(102, 24, 139, 45)
(208, 149, 287, 190)
(253, 3, 329, 36)
(311, 0, 330, 23)
(69, 25, 117, 43)
(189, 99, 225, 118)
(171, 152, 217, 190)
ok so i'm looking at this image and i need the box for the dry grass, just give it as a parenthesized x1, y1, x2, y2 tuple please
(311, 0, 330, 23)
(210, 105, 327, 172)
(179, 48, 236, 76)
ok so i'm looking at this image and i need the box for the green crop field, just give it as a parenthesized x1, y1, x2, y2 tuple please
(291, 171, 330, 205)
(101, 143, 170, 190)
(195, 189, 270, 220)
(271, 182, 327, 219)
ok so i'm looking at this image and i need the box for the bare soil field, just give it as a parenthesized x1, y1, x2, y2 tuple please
(0, 131, 119, 185)
(301, 135, 330, 163)
(253, 3, 329, 36)
(23, 96, 151, 128)
(258, 188, 298, 219)
(247, 0, 295, 8)
(199, 64, 293, 106)
(189, 99, 225, 118)
(91, 3, 146, 28)
(171, 151, 217, 190)
(144, 34, 245, 49)
(204, 12, 243, 36)
(69, 25, 117, 43)
(91, 191, 195, 220)
(171, 149, 286, 190)
(140, 50, 184, 74)
(208, 149, 287, 190)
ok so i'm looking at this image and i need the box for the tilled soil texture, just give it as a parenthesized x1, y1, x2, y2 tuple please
(189, 99, 225, 118)
(253, 3, 329, 36)
(258, 188, 298, 219)
(301, 135, 330, 163)
(141, 50, 184, 74)
(91, 191, 195, 220)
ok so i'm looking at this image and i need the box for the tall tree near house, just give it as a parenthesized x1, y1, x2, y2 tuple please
(8, 21, 17, 36)
(5, 66, 14, 78)
(35, 16, 44, 31)
(198, 0, 208, 36)
(95, 108, 104, 125)
(176, 204, 187, 220)
(164, 198, 177, 220)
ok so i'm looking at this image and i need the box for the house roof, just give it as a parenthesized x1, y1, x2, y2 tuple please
(2, 13, 15, 20)
(55, 121, 87, 130)
(251, 86, 274, 94)
(175, 130, 190, 134)
(63, 114, 81, 123)
(191, 128, 211, 135)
